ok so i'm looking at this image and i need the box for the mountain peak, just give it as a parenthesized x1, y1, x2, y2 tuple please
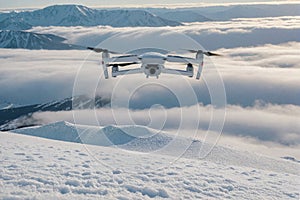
(48, 120, 73, 127)
(41, 4, 95, 15)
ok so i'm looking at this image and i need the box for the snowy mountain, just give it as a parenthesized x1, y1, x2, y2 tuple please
(0, 30, 81, 49)
(1, 122, 298, 199)
(0, 102, 22, 110)
(0, 17, 32, 31)
(98, 9, 181, 27)
(0, 95, 110, 131)
(158, 10, 212, 23)
(0, 5, 181, 29)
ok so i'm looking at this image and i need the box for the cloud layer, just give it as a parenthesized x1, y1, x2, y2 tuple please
(31, 16, 300, 50)
(32, 103, 300, 146)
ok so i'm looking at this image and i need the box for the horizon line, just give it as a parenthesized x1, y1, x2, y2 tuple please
(1, 1, 300, 12)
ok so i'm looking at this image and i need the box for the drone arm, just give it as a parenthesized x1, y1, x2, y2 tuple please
(112, 68, 143, 77)
(163, 68, 193, 77)
(195, 61, 204, 80)
(109, 55, 139, 63)
(166, 55, 198, 64)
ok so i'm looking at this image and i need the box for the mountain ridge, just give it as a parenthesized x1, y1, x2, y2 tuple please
(158, 10, 212, 23)
(0, 30, 81, 49)
(0, 4, 181, 29)
(0, 95, 110, 131)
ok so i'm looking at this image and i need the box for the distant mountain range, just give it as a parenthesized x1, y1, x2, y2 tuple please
(0, 3, 299, 31)
(0, 4, 181, 30)
(152, 3, 300, 21)
(205, 4, 300, 20)
(0, 30, 82, 49)
(158, 10, 212, 23)
(0, 95, 110, 131)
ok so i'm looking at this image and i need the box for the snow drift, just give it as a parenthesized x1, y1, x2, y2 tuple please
(13, 121, 173, 150)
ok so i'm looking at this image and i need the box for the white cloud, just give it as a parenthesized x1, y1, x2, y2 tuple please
(0, 49, 99, 104)
(32, 103, 300, 146)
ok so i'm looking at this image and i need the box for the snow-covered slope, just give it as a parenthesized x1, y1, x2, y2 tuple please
(1, 125, 299, 199)
(0, 5, 181, 29)
(158, 10, 212, 23)
(0, 30, 80, 49)
(12, 121, 173, 149)
(12, 121, 300, 174)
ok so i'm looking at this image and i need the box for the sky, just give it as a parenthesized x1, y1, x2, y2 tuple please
(0, 0, 298, 9)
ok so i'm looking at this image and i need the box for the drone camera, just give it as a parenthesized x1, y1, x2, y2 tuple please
(186, 63, 194, 77)
(112, 65, 119, 77)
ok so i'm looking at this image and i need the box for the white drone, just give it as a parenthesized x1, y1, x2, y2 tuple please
(87, 47, 220, 80)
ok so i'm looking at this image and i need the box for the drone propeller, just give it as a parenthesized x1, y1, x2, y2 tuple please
(87, 47, 120, 54)
(204, 51, 221, 56)
(182, 49, 221, 56)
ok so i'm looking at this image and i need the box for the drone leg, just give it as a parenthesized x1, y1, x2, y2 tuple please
(196, 61, 203, 80)
(195, 52, 204, 80)
(102, 61, 109, 79)
(102, 51, 110, 79)
(163, 68, 193, 77)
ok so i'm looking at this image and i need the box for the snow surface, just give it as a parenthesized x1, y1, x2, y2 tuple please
(1, 121, 299, 199)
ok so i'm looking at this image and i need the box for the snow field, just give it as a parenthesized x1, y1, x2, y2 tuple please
(1, 124, 299, 199)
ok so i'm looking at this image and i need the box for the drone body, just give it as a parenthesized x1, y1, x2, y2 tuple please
(87, 47, 220, 80)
